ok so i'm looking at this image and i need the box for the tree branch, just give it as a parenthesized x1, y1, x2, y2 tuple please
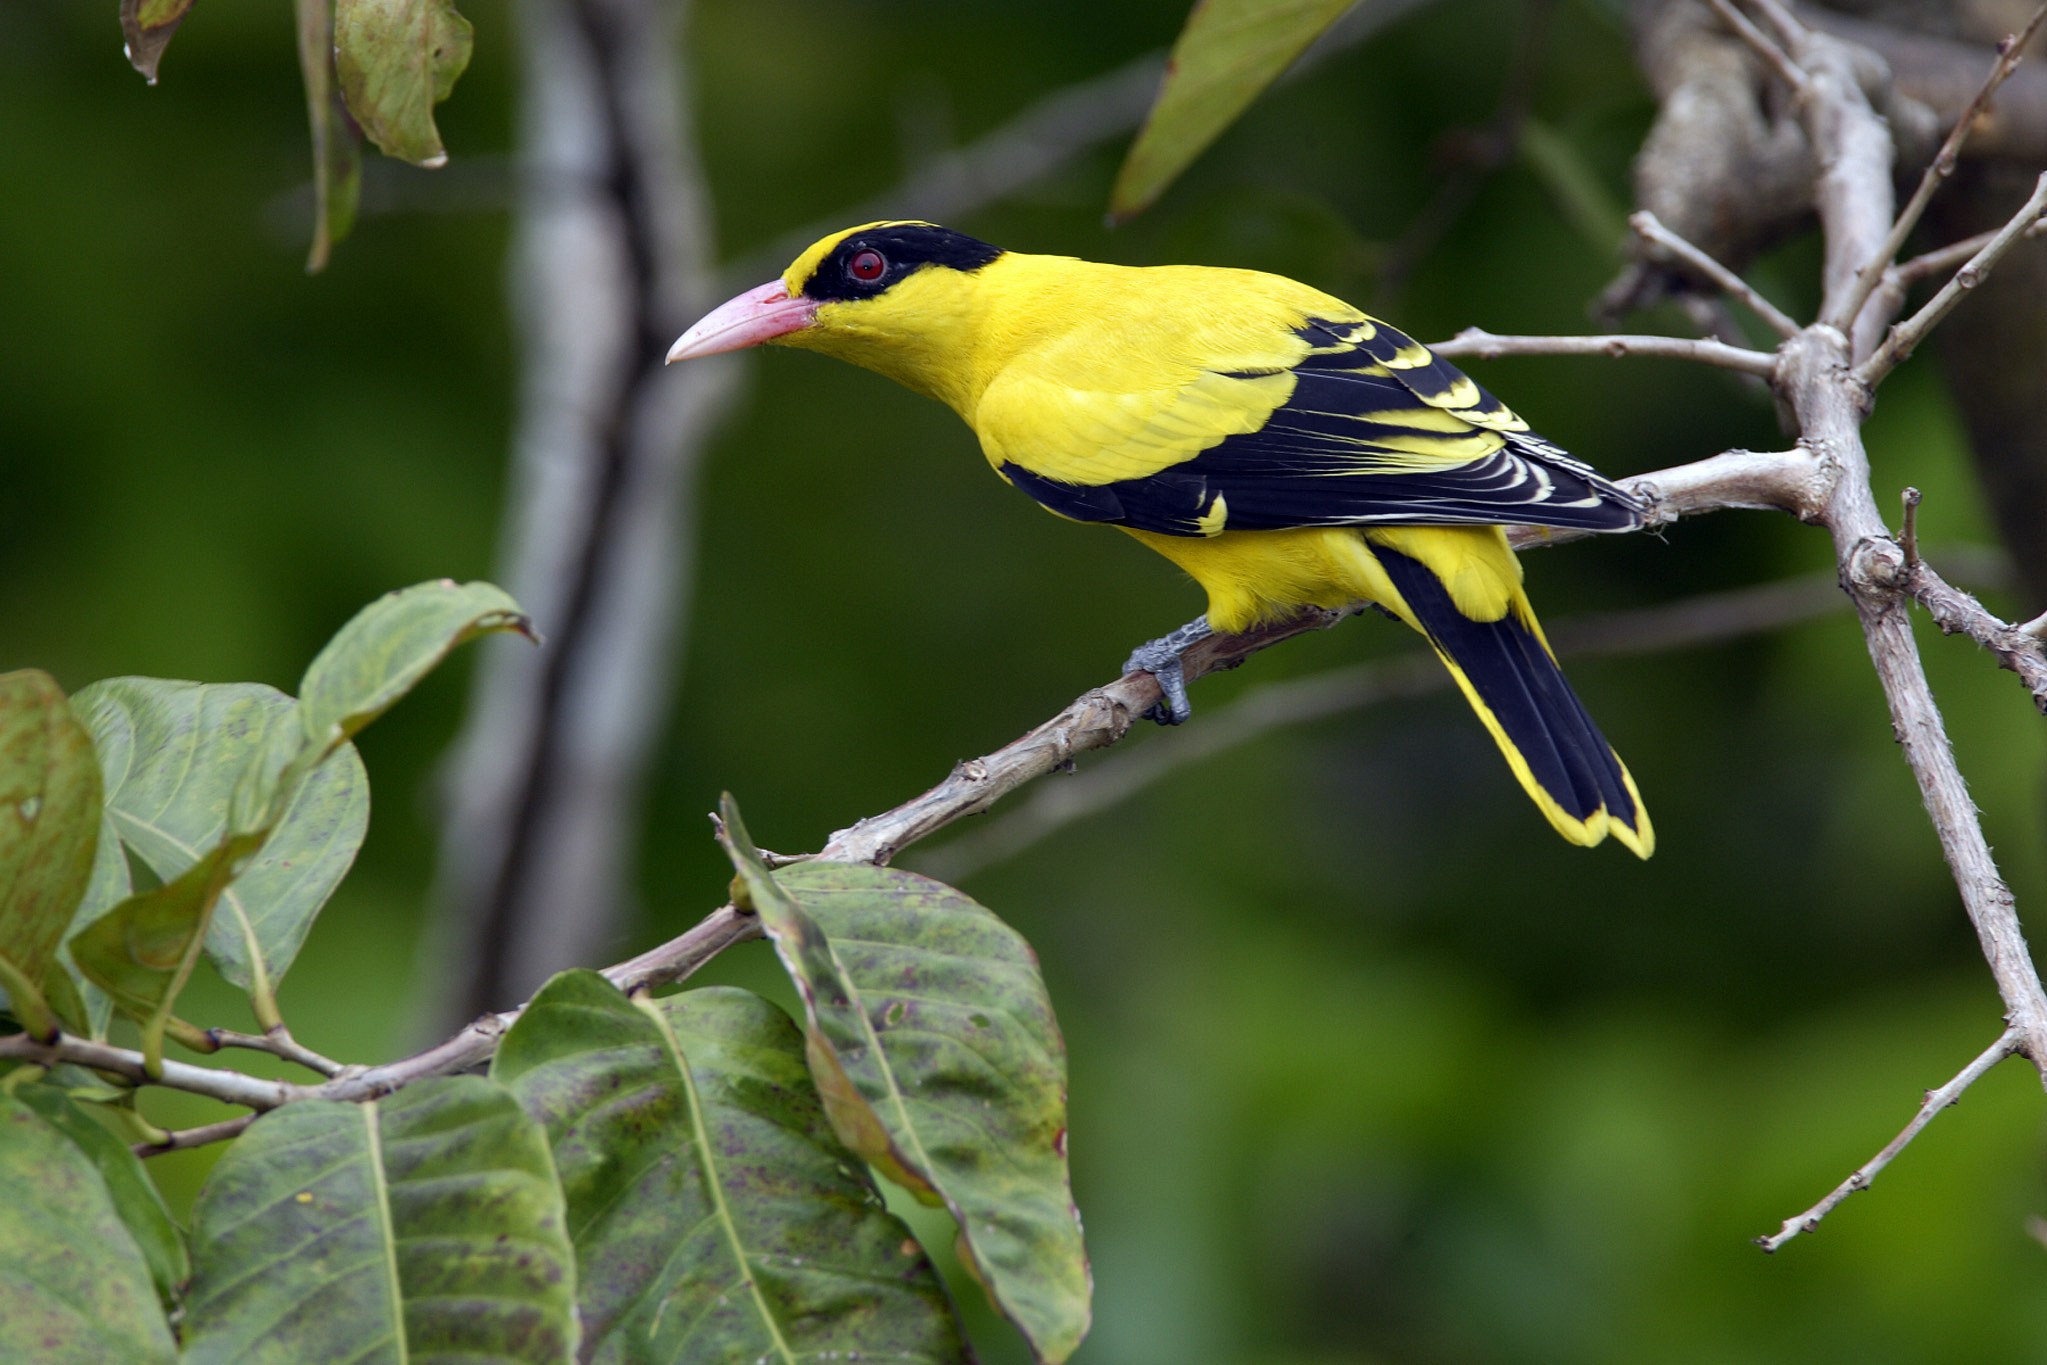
(1829, 3, 2047, 336)
(205, 1025, 345, 1079)
(133, 1115, 257, 1159)
(1757, 1027, 2021, 1252)
(1705, 0, 1811, 96)
(1761, 3, 2047, 1081)
(1857, 171, 2047, 386)
(1429, 327, 1779, 375)
(1630, 209, 1802, 338)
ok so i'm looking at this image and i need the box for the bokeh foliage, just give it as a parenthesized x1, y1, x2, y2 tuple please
(3, 0, 2045, 1360)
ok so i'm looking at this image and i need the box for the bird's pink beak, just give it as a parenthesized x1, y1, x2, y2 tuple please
(665, 280, 817, 362)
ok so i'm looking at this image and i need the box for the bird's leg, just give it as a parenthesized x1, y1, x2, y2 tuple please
(1122, 615, 1214, 725)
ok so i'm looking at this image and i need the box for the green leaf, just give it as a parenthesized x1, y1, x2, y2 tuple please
(0, 1092, 177, 1364)
(334, 0, 476, 168)
(182, 1075, 578, 1365)
(11, 1084, 188, 1311)
(720, 797, 1091, 1364)
(0, 670, 103, 1039)
(296, 0, 365, 272)
(1110, 0, 1359, 222)
(73, 679, 368, 1023)
(298, 579, 529, 752)
(120, 0, 199, 84)
(493, 971, 971, 1365)
(69, 837, 257, 1073)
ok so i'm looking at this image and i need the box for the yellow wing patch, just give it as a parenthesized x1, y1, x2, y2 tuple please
(977, 366, 1296, 485)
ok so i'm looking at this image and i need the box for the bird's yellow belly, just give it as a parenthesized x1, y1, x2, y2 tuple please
(1122, 523, 1524, 635)
(1120, 526, 1392, 633)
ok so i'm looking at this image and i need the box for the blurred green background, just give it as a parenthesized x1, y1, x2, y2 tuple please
(4, 0, 2046, 1360)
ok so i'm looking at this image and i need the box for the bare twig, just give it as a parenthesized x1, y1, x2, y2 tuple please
(1900, 487, 1923, 570)
(1429, 327, 1778, 376)
(919, 570, 1861, 881)
(1742, 0, 1807, 52)
(1705, 0, 1812, 96)
(0, 1033, 300, 1111)
(1892, 218, 2046, 291)
(133, 1114, 257, 1159)
(1757, 1027, 2021, 1251)
(816, 611, 1348, 865)
(1832, 5, 2047, 335)
(206, 1025, 346, 1079)
(1629, 210, 1802, 339)
(1873, 543, 2047, 712)
(1857, 172, 2047, 385)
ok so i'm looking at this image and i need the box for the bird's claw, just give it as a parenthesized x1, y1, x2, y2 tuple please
(1122, 616, 1212, 725)
(1134, 654, 1191, 725)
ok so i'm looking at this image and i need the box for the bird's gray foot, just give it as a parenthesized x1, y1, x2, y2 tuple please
(1122, 615, 1214, 725)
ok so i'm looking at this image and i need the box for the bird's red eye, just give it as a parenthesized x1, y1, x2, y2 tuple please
(848, 249, 887, 282)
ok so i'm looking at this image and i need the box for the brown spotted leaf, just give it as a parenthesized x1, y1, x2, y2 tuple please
(720, 795, 1090, 1364)
(493, 970, 969, 1364)
(0, 671, 102, 1038)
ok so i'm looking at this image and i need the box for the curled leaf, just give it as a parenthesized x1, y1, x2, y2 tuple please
(334, 0, 476, 168)
(121, 0, 198, 85)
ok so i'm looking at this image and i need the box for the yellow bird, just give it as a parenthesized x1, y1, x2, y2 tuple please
(669, 222, 1652, 857)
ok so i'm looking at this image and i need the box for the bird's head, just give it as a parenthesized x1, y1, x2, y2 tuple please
(666, 221, 1008, 409)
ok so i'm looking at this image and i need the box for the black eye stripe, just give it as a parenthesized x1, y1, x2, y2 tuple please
(802, 223, 1005, 302)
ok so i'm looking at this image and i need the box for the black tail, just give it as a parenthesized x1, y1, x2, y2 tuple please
(1376, 544, 1652, 857)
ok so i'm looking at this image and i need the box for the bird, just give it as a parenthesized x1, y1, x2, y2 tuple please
(667, 221, 1652, 857)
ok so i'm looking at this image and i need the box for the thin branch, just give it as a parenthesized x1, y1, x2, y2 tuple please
(1888, 217, 2047, 293)
(604, 902, 761, 994)
(816, 611, 1349, 866)
(207, 1025, 345, 1079)
(1630, 210, 1802, 339)
(919, 570, 1861, 882)
(1429, 327, 1779, 376)
(1705, 0, 1812, 96)
(1757, 1027, 2021, 1252)
(1900, 487, 1923, 570)
(0, 1033, 301, 1111)
(1857, 171, 2047, 386)
(1832, 4, 2047, 334)
(1742, 0, 1808, 53)
(1862, 538, 2047, 712)
(1503, 447, 1824, 555)
(133, 1114, 256, 1158)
